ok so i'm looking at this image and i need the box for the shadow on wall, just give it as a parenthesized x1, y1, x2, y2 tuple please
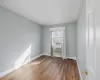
(14, 45, 32, 69)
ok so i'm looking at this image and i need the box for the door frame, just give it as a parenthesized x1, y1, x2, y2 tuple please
(50, 27, 66, 59)
(86, 0, 96, 79)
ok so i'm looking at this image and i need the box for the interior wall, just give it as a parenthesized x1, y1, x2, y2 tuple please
(65, 23, 77, 57)
(77, 0, 86, 79)
(42, 22, 77, 58)
(0, 6, 43, 72)
(42, 26, 51, 54)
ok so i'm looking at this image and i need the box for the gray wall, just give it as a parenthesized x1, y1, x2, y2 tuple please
(77, 0, 86, 79)
(0, 6, 42, 72)
(42, 22, 77, 58)
(42, 27, 51, 54)
(65, 23, 77, 57)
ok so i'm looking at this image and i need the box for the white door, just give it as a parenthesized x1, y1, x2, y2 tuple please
(86, 0, 96, 79)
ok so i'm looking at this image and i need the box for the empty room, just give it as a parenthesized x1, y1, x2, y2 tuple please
(0, 0, 98, 80)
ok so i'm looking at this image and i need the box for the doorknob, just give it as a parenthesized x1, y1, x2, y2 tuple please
(82, 70, 88, 75)
(85, 70, 88, 75)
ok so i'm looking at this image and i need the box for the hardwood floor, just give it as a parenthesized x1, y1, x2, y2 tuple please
(0, 55, 80, 80)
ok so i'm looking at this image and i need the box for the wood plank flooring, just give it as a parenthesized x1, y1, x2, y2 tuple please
(0, 55, 80, 80)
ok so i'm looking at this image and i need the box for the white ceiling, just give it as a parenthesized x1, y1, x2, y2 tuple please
(0, 0, 82, 25)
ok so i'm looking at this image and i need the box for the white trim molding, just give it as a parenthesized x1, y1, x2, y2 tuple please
(0, 68, 14, 78)
(50, 27, 66, 59)
(76, 60, 83, 80)
(0, 53, 50, 78)
(0, 54, 82, 80)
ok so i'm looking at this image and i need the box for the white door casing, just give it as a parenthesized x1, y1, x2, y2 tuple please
(50, 27, 66, 59)
(86, 0, 96, 79)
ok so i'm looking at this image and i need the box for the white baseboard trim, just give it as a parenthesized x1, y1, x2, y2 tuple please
(0, 53, 50, 78)
(0, 54, 78, 78)
(76, 60, 83, 80)
(30, 53, 50, 63)
(67, 57, 76, 60)
(0, 68, 14, 78)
